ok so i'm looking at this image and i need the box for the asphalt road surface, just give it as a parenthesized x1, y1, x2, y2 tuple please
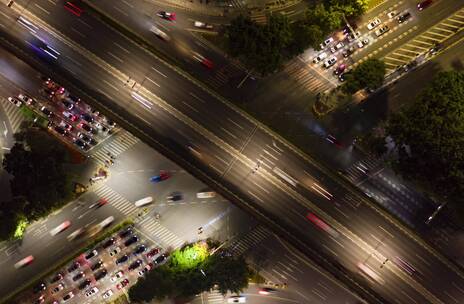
(2, 1, 464, 303)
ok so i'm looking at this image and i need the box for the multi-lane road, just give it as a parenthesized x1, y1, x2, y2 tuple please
(1, 0, 464, 303)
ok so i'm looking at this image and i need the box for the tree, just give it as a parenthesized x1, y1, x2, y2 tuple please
(329, 0, 369, 17)
(0, 198, 28, 241)
(2, 128, 74, 221)
(128, 265, 174, 302)
(342, 59, 386, 93)
(206, 254, 250, 295)
(386, 71, 464, 206)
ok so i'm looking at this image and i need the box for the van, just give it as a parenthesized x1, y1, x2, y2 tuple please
(135, 196, 153, 207)
(197, 191, 216, 199)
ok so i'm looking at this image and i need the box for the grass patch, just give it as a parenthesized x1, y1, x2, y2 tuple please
(19, 106, 48, 127)
(367, 0, 386, 11)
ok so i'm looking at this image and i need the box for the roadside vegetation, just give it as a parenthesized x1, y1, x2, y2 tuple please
(0, 127, 75, 241)
(225, 0, 369, 75)
(128, 241, 250, 302)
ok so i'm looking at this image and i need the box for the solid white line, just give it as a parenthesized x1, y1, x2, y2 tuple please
(107, 51, 123, 63)
(102, 79, 120, 92)
(220, 127, 237, 139)
(228, 118, 243, 129)
(114, 42, 131, 54)
(35, 4, 50, 14)
(251, 181, 270, 194)
(263, 149, 278, 160)
(145, 77, 160, 87)
(189, 92, 205, 103)
(152, 67, 167, 77)
(78, 19, 92, 28)
(121, 0, 134, 8)
(71, 27, 86, 38)
(113, 5, 129, 16)
(248, 191, 264, 203)
(182, 101, 198, 113)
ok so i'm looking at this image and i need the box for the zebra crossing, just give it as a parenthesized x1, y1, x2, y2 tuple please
(229, 225, 271, 256)
(225, 0, 247, 9)
(206, 289, 224, 303)
(382, 8, 464, 73)
(249, 9, 267, 24)
(343, 155, 383, 184)
(90, 131, 139, 166)
(0, 97, 25, 133)
(93, 184, 137, 216)
(136, 217, 184, 249)
(285, 58, 333, 94)
(206, 62, 247, 90)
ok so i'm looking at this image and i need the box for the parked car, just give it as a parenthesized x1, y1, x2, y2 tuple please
(313, 52, 327, 64)
(398, 12, 411, 23)
(323, 57, 337, 68)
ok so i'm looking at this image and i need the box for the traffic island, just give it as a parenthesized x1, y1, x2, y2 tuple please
(312, 89, 352, 117)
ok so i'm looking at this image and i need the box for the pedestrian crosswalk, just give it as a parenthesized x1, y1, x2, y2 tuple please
(342, 155, 383, 184)
(206, 62, 247, 90)
(90, 131, 139, 166)
(249, 9, 267, 24)
(284, 58, 333, 94)
(229, 225, 271, 256)
(382, 8, 464, 73)
(206, 289, 224, 303)
(225, 0, 247, 9)
(0, 97, 25, 133)
(93, 184, 137, 216)
(137, 217, 184, 249)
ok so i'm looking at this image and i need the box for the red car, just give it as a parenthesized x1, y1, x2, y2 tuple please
(64, 2, 83, 16)
(14, 255, 34, 269)
(417, 0, 432, 10)
(146, 248, 160, 259)
(201, 58, 214, 69)
(116, 279, 129, 290)
(157, 11, 176, 21)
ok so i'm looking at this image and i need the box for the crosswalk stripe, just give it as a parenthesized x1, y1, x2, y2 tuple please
(94, 184, 135, 215)
(138, 219, 184, 248)
(0, 98, 25, 132)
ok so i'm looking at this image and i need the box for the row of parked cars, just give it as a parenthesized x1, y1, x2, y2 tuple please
(32, 226, 168, 304)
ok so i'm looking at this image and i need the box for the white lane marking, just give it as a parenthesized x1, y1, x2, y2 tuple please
(272, 140, 283, 152)
(102, 79, 120, 92)
(248, 191, 264, 203)
(145, 77, 160, 87)
(121, 0, 134, 8)
(71, 27, 86, 38)
(114, 42, 130, 54)
(220, 127, 237, 139)
(263, 149, 278, 160)
(266, 144, 281, 155)
(131, 92, 153, 109)
(78, 210, 91, 219)
(113, 5, 129, 16)
(152, 67, 167, 77)
(78, 19, 92, 28)
(0, 11, 11, 20)
(251, 181, 270, 194)
(228, 118, 243, 129)
(189, 92, 205, 103)
(3, 121, 8, 137)
(214, 154, 228, 164)
(107, 51, 124, 63)
(182, 101, 199, 113)
(208, 163, 223, 174)
(259, 154, 275, 166)
(47, 0, 56, 5)
(35, 4, 50, 14)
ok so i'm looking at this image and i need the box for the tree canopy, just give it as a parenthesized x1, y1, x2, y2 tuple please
(386, 71, 464, 205)
(0, 128, 74, 240)
(342, 59, 386, 93)
(128, 243, 250, 302)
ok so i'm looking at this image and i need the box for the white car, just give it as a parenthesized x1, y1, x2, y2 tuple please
(375, 25, 390, 37)
(330, 42, 344, 53)
(8, 97, 22, 107)
(110, 271, 124, 282)
(197, 191, 216, 199)
(387, 10, 397, 18)
(367, 18, 381, 30)
(85, 287, 99, 297)
(194, 21, 213, 29)
(99, 216, 114, 228)
(150, 25, 170, 41)
(50, 220, 71, 236)
(319, 37, 334, 49)
(228, 296, 246, 303)
(323, 57, 337, 68)
(17, 93, 35, 105)
(313, 52, 327, 63)
(357, 37, 370, 48)
(102, 289, 113, 299)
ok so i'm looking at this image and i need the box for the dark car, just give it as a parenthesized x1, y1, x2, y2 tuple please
(133, 245, 146, 255)
(53, 125, 67, 136)
(128, 259, 143, 271)
(62, 99, 74, 110)
(78, 279, 91, 290)
(398, 12, 411, 23)
(85, 249, 98, 260)
(166, 192, 182, 202)
(342, 47, 355, 58)
(74, 138, 87, 150)
(417, 0, 432, 10)
(119, 228, 133, 239)
(154, 254, 167, 265)
(78, 122, 93, 133)
(116, 254, 129, 265)
(67, 261, 80, 273)
(338, 71, 352, 82)
(40, 106, 53, 117)
(72, 271, 85, 281)
(91, 259, 103, 271)
(50, 272, 63, 283)
(51, 283, 65, 294)
(124, 236, 139, 247)
(33, 281, 46, 293)
(77, 132, 93, 144)
(102, 238, 115, 249)
(80, 113, 94, 123)
(68, 95, 80, 103)
(94, 269, 107, 281)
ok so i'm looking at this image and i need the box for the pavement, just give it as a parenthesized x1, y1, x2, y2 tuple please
(2, 1, 464, 303)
